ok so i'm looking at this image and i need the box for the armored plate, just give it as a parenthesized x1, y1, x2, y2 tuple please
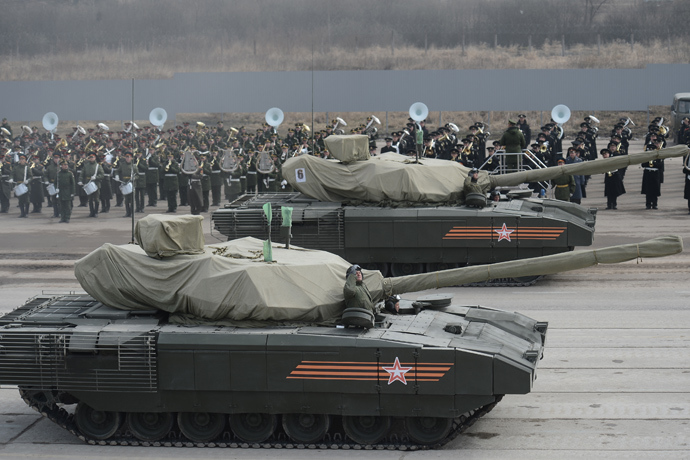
(416, 293, 454, 308)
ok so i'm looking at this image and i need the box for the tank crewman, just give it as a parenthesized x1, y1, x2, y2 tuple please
(133, 150, 147, 213)
(29, 155, 45, 213)
(551, 158, 574, 201)
(116, 151, 134, 218)
(209, 150, 223, 206)
(384, 295, 401, 315)
(641, 139, 664, 210)
(99, 154, 113, 214)
(343, 264, 374, 315)
(163, 152, 180, 213)
(56, 160, 76, 223)
(0, 154, 13, 213)
(199, 151, 212, 212)
(79, 152, 104, 217)
(12, 152, 33, 218)
(145, 149, 160, 207)
(600, 149, 625, 210)
(498, 119, 526, 170)
(463, 168, 485, 205)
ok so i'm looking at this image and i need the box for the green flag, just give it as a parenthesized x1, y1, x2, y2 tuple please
(281, 206, 293, 227)
(263, 239, 273, 262)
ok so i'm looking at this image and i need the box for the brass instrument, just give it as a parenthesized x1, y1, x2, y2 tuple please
(539, 144, 548, 153)
(462, 142, 473, 155)
(84, 138, 96, 152)
(165, 159, 172, 172)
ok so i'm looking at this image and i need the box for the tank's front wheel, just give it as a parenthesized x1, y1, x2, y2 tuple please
(74, 402, 122, 440)
(229, 413, 277, 443)
(127, 411, 174, 442)
(342, 415, 391, 445)
(405, 416, 453, 445)
(282, 413, 330, 443)
(177, 412, 225, 442)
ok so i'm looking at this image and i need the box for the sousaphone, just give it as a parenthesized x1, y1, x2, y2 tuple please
(42, 112, 58, 139)
(551, 104, 571, 140)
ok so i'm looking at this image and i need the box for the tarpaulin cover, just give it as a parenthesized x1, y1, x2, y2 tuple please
(282, 142, 689, 203)
(74, 236, 384, 323)
(134, 214, 205, 258)
(324, 134, 371, 163)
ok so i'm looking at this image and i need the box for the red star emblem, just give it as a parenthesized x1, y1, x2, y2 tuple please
(494, 223, 515, 242)
(382, 357, 413, 385)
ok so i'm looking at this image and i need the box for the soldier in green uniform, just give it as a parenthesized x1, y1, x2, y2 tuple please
(498, 119, 526, 171)
(99, 154, 113, 214)
(45, 152, 61, 217)
(343, 265, 374, 315)
(12, 153, 33, 218)
(79, 152, 104, 217)
(29, 155, 45, 213)
(56, 160, 76, 223)
(145, 149, 160, 207)
(209, 149, 223, 206)
(133, 151, 147, 213)
(551, 158, 575, 201)
(0, 154, 13, 213)
(199, 151, 212, 212)
(163, 152, 180, 213)
(116, 151, 135, 218)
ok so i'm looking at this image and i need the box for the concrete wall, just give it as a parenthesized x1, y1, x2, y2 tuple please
(0, 64, 687, 123)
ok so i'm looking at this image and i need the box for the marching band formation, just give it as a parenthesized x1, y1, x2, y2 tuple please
(0, 112, 688, 223)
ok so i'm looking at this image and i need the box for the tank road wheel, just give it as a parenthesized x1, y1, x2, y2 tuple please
(404, 416, 453, 445)
(74, 402, 122, 440)
(282, 413, 331, 443)
(177, 412, 225, 443)
(390, 263, 423, 277)
(342, 415, 391, 445)
(127, 411, 174, 442)
(229, 413, 277, 443)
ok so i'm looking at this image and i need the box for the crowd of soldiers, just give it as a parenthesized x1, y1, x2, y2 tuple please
(0, 112, 686, 222)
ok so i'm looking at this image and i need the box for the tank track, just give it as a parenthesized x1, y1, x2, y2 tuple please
(19, 388, 502, 450)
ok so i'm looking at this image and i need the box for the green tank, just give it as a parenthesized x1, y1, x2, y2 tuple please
(212, 140, 689, 281)
(0, 215, 682, 448)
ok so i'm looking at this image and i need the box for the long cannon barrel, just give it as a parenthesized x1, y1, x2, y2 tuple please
(378, 236, 683, 297)
(489, 145, 689, 188)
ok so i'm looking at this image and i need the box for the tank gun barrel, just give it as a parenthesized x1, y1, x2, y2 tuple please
(489, 145, 689, 188)
(377, 236, 682, 297)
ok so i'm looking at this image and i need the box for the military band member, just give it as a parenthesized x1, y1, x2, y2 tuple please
(29, 155, 45, 213)
(641, 139, 664, 209)
(79, 152, 104, 217)
(99, 154, 113, 214)
(600, 149, 625, 210)
(57, 160, 76, 223)
(145, 149, 160, 207)
(45, 152, 61, 215)
(133, 150, 147, 213)
(0, 154, 13, 213)
(12, 153, 33, 217)
(210, 149, 223, 206)
(199, 151, 212, 212)
(163, 152, 179, 213)
(116, 151, 135, 218)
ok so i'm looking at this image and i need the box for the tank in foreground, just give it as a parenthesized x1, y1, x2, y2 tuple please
(0, 216, 682, 448)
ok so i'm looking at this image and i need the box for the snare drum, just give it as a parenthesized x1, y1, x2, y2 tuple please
(47, 183, 57, 196)
(14, 183, 28, 197)
(83, 181, 98, 195)
(120, 182, 133, 195)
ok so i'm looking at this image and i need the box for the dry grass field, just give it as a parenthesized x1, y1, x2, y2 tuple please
(1, 39, 683, 141)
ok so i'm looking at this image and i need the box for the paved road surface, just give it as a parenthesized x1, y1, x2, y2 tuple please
(0, 143, 688, 459)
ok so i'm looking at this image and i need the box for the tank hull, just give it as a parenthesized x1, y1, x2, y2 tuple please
(212, 193, 596, 275)
(0, 294, 546, 447)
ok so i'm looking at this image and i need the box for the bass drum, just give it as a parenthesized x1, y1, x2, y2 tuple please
(14, 183, 28, 197)
(119, 182, 133, 196)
